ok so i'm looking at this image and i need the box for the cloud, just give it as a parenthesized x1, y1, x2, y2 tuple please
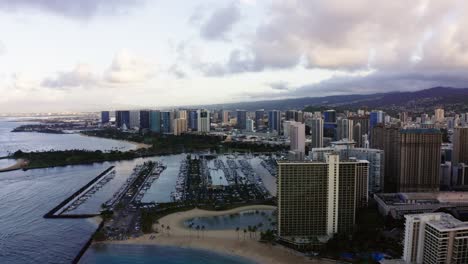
(200, 2, 241, 40)
(168, 64, 187, 79)
(269, 81, 290, 91)
(0, 41, 5, 55)
(42, 64, 99, 89)
(198, 0, 468, 76)
(104, 50, 154, 84)
(0, 0, 143, 19)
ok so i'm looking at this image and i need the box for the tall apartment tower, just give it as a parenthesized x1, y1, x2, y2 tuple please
(236, 110, 248, 130)
(398, 129, 442, 192)
(370, 111, 384, 130)
(139, 110, 150, 129)
(353, 123, 362, 147)
(403, 213, 468, 264)
(306, 118, 324, 148)
(337, 118, 353, 141)
(101, 111, 110, 124)
(115, 110, 130, 129)
(277, 155, 368, 246)
(453, 127, 468, 165)
(188, 110, 198, 130)
(268, 110, 281, 134)
(349, 116, 370, 138)
(160, 111, 173, 134)
(255, 109, 264, 130)
(371, 125, 401, 192)
(129, 110, 140, 129)
(289, 122, 306, 160)
(220, 110, 229, 124)
(435, 108, 445, 122)
(197, 109, 210, 133)
(149, 110, 161, 133)
(173, 118, 187, 136)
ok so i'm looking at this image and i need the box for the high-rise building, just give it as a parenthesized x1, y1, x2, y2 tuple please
(286, 110, 299, 121)
(277, 155, 368, 245)
(177, 110, 187, 120)
(139, 110, 150, 129)
(160, 111, 173, 134)
(101, 111, 110, 124)
(349, 116, 370, 142)
(289, 122, 305, 160)
(255, 109, 264, 130)
(371, 125, 401, 192)
(282, 120, 294, 138)
(268, 110, 281, 133)
(453, 127, 468, 165)
(246, 119, 254, 132)
(310, 140, 384, 193)
(236, 110, 247, 130)
(324, 110, 337, 123)
(115, 110, 130, 129)
(337, 118, 353, 141)
(188, 110, 198, 131)
(398, 129, 442, 192)
(399, 112, 408, 123)
(149, 110, 161, 133)
(403, 213, 468, 264)
(370, 111, 384, 130)
(306, 118, 323, 148)
(421, 113, 429, 124)
(197, 109, 210, 133)
(129, 110, 140, 129)
(221, 110, 229, 124)
(353, 123, 362, 147)
(173, 118, 187, 136)
(435, 108, 445, 122)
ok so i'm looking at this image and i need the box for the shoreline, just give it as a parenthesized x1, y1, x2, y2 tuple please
(102, 205, 335, 264)
(0, 159, 28, 172)
(79, 133, 152, 150)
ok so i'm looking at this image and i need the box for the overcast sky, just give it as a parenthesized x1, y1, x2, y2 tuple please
(1, 0, 468, 112)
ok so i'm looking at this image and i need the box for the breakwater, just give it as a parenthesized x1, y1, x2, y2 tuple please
(44, 166, 115, 218)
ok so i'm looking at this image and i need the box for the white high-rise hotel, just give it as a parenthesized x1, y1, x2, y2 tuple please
(403, 213, 468, 264)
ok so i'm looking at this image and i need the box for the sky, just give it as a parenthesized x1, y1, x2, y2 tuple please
(1, 0, 468, 113)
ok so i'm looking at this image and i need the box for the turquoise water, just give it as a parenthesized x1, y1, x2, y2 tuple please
(80, 244, 256, 264)
(185, 209, 275, 231)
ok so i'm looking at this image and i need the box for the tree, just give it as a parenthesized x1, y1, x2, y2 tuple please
(236, 227, 240, 240)
(243, 229, 247, 240)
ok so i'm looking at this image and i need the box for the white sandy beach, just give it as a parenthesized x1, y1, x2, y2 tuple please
(106, 205, 337, 264)
(0, 159, 28, 172)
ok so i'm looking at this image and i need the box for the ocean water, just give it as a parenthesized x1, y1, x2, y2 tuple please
(0, 165, 104, 263)
(0, 118, 257, 263)
(0, 118, 136, 156)
(80, 244, 255, 264)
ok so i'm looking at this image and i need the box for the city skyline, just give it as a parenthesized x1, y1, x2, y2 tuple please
(2, 0, 468, 112)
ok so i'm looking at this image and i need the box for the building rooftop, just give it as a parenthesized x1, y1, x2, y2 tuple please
(399, 128, 441, 134)
(427, 213, 468, 232)
(376, 192, 468, 206)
